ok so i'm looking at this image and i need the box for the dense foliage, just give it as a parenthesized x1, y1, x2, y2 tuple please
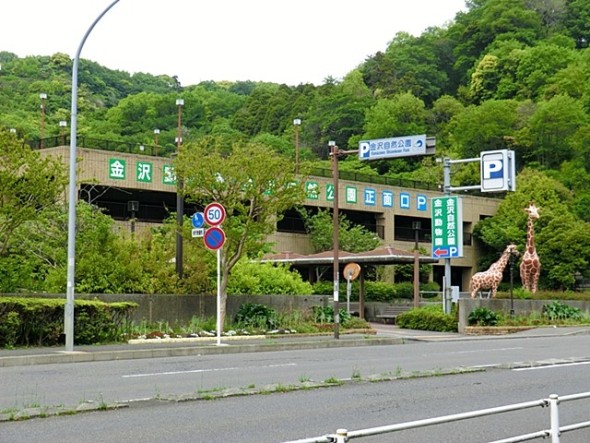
(0, 298, 136, 347)
(2, 0, 590, 293)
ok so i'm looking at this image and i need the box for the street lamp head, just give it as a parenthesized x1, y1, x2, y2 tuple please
(153, 128, 160, 135)
(176, 98, 184, 106)
(293, 118, 301, 126)
(9, 128, 16, 133)
(39, 92, 47, 100)
(59, 120, 67, 128)
(328, 140, 336, 147)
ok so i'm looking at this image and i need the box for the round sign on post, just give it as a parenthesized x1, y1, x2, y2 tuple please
(204, 226, 226, 250)
(343, 262, 361, 281)
(191, 212, 205, 228)
(204, 202, 226, 226)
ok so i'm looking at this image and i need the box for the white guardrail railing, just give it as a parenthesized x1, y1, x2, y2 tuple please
(280, 392, 590, 443)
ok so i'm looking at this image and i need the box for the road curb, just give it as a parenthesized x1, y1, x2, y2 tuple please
(0, 337, 403, 368)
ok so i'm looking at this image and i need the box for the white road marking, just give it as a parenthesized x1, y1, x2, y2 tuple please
(513, 361, 590, 371)
(122, 363, 296, 378)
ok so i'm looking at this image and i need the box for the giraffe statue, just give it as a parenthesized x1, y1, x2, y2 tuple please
(470, 244, 519, 298)
(520, 203, 541, 293)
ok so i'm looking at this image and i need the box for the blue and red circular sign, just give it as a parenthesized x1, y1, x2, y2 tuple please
(203, 226, 226, 250)
(204, 202, 226, 226)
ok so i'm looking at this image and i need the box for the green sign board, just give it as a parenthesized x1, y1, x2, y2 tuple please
(431, 196, 463, 259)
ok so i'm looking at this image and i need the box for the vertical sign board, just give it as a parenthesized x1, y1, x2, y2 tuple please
(431, 196, 464, 259)
(480, 149, 516, 192)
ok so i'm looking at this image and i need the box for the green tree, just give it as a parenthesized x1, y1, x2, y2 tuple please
(175, 137, 306, 328)
(474, 168, 590, 289)
(0, 130, 67, 257)
(451, 99, 521, 158)
(516, 94, 588, 168)
(362, 31, 449, 105)
(300, 208, 380, 254)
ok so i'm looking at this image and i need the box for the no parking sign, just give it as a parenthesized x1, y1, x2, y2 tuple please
(203, 226, 226, 250)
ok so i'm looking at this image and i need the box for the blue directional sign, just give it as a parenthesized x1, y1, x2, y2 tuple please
(358, 134, 426, 161)
(191, 212, 205, 228)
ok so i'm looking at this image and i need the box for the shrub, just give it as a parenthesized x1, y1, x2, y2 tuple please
(419, 281, 441, 297)
(234, 303, 278, 329)
(311, 306, 352, 324)
(228, 261, 313, 295)
(468, 307, 500, 326)
(542, 301, 582, 321)
(0, 311, 21, 348)
(396, 305, 457, 332)
(393, 282, 414, 299)
(0, 298, 136, 346)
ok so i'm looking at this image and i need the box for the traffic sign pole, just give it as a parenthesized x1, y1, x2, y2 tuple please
(202, 202, 227, 346)
(216, 248, 221, 346)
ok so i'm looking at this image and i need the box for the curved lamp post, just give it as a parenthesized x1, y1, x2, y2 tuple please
(65, 0, 120, 352)
(175, 99, 184, 279)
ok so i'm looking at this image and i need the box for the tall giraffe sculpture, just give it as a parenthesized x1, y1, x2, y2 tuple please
(520, 203, 541, 293)
(470, 244, 519, 298)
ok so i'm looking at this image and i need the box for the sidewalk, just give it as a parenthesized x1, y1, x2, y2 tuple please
(1, 324, 589, 368)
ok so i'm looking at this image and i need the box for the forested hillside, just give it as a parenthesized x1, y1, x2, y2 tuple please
(2, 0, 590, 291)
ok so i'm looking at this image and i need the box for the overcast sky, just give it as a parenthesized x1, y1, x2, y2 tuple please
(2, 0, 467, 86)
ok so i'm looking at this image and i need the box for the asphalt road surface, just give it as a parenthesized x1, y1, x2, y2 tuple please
(1, 333, 590, 442)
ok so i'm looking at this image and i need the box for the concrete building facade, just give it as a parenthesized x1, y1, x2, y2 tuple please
(42, 145, 501, 291)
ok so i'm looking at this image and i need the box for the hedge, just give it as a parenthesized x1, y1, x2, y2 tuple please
(0, 297, 137, 347)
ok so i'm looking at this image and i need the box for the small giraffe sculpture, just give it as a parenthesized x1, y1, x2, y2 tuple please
(520, 203, 541, 293)
(470, 244, 519, 298)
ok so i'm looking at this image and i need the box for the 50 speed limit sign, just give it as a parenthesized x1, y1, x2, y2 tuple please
(204, 202, 226, 226)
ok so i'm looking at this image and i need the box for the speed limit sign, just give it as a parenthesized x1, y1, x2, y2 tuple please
(204, 202, 226, 226)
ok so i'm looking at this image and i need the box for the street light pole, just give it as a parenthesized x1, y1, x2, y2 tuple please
(329, 141, 340, 339)
(293, 118, 301, 174)
(39, 93, 47, 148)
(65, 0, 120, 352)
(175, 98, 184, 279)
(329, 141, 341, 339)
(328, 141, 360, 339)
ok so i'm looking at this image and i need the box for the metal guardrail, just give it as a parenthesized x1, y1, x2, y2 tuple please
(281, 391, 590, 443)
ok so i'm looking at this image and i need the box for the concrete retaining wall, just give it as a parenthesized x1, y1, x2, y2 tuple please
(1, 293, 331, 324)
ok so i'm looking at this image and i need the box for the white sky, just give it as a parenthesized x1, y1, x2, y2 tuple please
(2, 0, 467, 86)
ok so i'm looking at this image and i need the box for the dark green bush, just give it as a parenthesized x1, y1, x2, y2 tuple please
(468, 307, 500, 326)
(420, 281, 441, 297)
(393, 282, 414, 299)
(396, 305, 457, 332)
(234, 303, 278, 329)
(0, 298, 137, 346)
(542, 301, 582, 321)
(0, 311, 21, 347)
(313, 280, 441, 302)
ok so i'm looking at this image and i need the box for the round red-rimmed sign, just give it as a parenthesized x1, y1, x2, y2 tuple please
(203, 226, 226, 250)
(204, 202, 226, 226)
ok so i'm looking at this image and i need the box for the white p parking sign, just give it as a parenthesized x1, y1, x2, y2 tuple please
(480, 150, 515, 192)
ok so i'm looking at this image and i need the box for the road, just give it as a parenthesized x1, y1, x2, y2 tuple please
(1, 333, 590, 442)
